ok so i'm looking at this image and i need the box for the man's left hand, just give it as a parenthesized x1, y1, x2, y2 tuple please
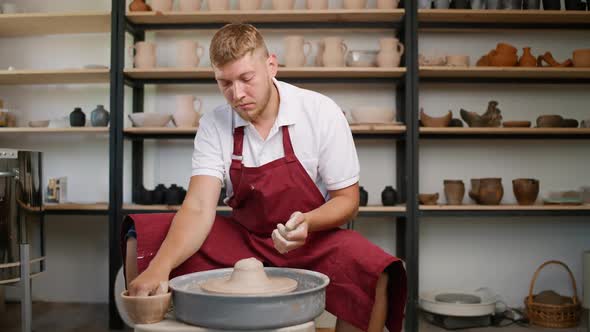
(271, 211, 309, 254)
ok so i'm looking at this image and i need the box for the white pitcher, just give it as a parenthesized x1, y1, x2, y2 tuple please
(176, 40, 204, 67)
(130, 41, 157, 69)
(322, 37, 348, 67)
(179, 0, 202, 11)
(377, 37, 404, 67)
(284, 36, 312, 67)
(152, 0, 173, 11)
(173, 95, 203, 127)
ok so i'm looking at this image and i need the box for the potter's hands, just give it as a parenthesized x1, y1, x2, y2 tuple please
(128, 266, 170, 297)
(271, 211, 309, 254)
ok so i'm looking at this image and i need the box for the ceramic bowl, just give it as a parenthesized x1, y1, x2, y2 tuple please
(503, 121, 531, 128)
(536, 115, 563, 128)
(28, 120, 50, 127)
(420, 109, 452, 127)
(351, 106, 395, 123)
(445, 55, 470, 67)
(129, 113, 172, 127)
(346, 50, 378, 67)
(120, 290, 171, 324)
(544, 190, 583, 205)
(419, 193, 439, 205)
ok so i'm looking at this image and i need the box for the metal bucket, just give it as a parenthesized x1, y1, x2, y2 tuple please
(0, 149, 45, 285)
(169, 267, 329, 330)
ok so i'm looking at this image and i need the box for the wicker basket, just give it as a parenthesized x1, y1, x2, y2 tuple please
(524, 260, 581, 328)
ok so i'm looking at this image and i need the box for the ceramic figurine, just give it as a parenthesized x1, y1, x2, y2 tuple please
(460, 101, 503, 127)
(91, 105, 110, 127)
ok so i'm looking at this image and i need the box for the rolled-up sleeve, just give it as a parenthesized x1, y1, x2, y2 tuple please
(191, 112, 225, 183)
(317, 98, 360, 191)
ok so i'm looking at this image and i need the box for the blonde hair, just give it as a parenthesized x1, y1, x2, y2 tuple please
(209, 23, 269, 67)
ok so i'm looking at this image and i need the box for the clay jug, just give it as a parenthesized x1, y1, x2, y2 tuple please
(322, 37, 348, 67)
(315, 41, 325, 67)
(131, 41, 157, 69)
(152, 0, 173, 11)
(377, 37, 405, 67)
(377, 0, 401, 8)
(208, 0, 230, 10)
(173, 95, 202, 127)
(129, 0, 151, 11)
(518, 47, 537, 67)
(512, 178, 539, 205)
(344, 0, 368, 9)
(284, 36, 311, 67)
(239, 0, 262, 10)
(272, 0, 295, 9)
(179, 0, 202, 11)
(307, 0, 329, 9)
(444, 180, 465, 205)
(477, 178, 503, 205)
(176, 40, 204, 67)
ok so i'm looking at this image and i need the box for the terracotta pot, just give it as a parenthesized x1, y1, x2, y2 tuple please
(208, 0, 230, 10)
(573, 49, 590, 67)
(469, 178, 481, 203)
(420, 109, 452, 127)
(179, 0, 202, 11)
(284, 36, 311, 67)
(536, 114, 563, 128)
(307, 0, 329, 9)
(322, 37, 348, 67)
(488, 49, 518, 67)
(129, 0, 151, 11)
(377, 37, 404, 67)
(562, 118, 579, 128)
(272, 0, 295, 10)
(377, 0, 401, 9)
(419, 193, 439, 205)
(152, 0, 173, 11)
(343, 0, 368, 9)
(513, 178, 539, 205)
(518, 47, 537, 67)
(477, 178, 503, 205)
(176, 40, 204, 67)
(239, 0, 262, 10)
(121, 290, 171, 324)
(444, 180, 465, 205)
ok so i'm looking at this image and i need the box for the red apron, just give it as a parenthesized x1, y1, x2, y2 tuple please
(122, 125, 407, 332)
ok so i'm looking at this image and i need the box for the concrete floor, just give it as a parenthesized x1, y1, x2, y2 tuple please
(0, 302, 588, 332)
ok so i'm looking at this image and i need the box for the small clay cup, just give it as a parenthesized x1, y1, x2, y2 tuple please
(513, 178, 539, 205)
(419, 193, 439, 205)
(478, 178, 504, 205)
(121, 290, 171, 324)
(444, 180, 465, 205)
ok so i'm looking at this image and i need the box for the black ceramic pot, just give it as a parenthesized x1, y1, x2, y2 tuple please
(69, 107, 86, 127)
(542, 0, 561, 9)
(165, 184, 183, 205)
(135, 186, 153, 205)
(565, 0, 586, 10)
(359, 186, 368, 207)
(153, 184, 166, 204)
(381, 186, 397, 206)
(452, 0, 471, 8)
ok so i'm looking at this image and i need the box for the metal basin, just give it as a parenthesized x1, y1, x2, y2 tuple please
(169, 267, 329, 330)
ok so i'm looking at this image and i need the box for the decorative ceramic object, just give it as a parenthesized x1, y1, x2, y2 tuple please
(460, 101, 503, 127)
(201, 258, 298, 295)
(179, 0, 202, 11)
(176, 40, 204, 67)
(573, 49, 590, 67)
(518, 47, 537, 67)
(419, 0, 433, 8)
(284, 36, 311, 67)
(239, 0, 262, 10)
(377, 37, 404, 67)
(580, 186, 590, 204)
(91, 105, 110, 127)
(307, 0, 329, 9)
(381, 186, 398, 206)
(471, 178, 503, 205)
(131, 41, 157, 69)
(69, 107, 86, 127)
(152, 0, 173, 11)
(322, 37, 348, 67)
(173, 95, 202, 127)
(272, 0, 295, 10)
(562, 119, 579, 128)
(565, 0, 586, 10)
(470, 0, 486, 9)
(359, 186, 368, 206)
(537, 52, 573, 67)
(351, 106, 395, 123)
(129, 0, 152, 11)
(449, 118, 464, 127)
(523, 0, 540, 8)
(419, 193, 439, 205)
(503, 121, 531, 127)
(544, 190, 583, 205)
(121, 290, 171, 324)
(434, 0, 451, 8)
(446, 55, 470, 67)
(48, 116, 69, 128)
(377, 0, 401, 9)
(343, 0, 368, 9)
(444, 180, 465, 205)
(513, 178, 539, 205)
(28, 120, 50, 128)
(542, 0, 560, 8)
(488, 43, 518, 67)
(165, 184, 186, 205)
(153, 184, 167, 204)
(208, 0, 230, 10)
(453, 0, 471, 9)
(315, 41, 325, 67)
(420, 109, 452, 127)
(536, 115, 563, 128)
(346, 50, 378, 67)
(581, 119, 590, 128)
(487, 0, 502, 8)
(128, 113, 172, 127)
(419, 54, 446, 66)
(502, 0, 522, 9)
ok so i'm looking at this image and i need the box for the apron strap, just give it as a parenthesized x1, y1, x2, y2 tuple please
(281, 126, 297, 163)
(231, 126, 245, 171)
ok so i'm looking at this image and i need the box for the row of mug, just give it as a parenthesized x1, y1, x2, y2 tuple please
(422, 0, 587, 9)
(142, 0, 402, 11)
(131, 36, 405, 68)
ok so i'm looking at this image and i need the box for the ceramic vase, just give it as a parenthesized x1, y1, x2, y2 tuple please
(69, 107, 86, 127)
(381, 186, 397, 206)
(444, 180, 465, 205)
(91, 105, 110, 127)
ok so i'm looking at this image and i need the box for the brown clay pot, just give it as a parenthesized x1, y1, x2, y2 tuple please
(503, 121, 531, 128)
(489, 49, 518, 67)
(129, 0, 152, 11)
(518, 47, 537, 67)
(419, 193, 439, 205)
(496, 43, 518, 54)
(536, 115, 564, 128)
(469, 178, 481, 203)
(512, 178, 539, 205)
(572, 49, 590, 67)
(562, 119, 579, 128)
(477, 178, 504, 205)
(420, 109, 452, 127)
(444, 180, 465, 205)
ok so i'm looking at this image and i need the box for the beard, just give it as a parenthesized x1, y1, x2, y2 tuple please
(234, 79, 273, 123)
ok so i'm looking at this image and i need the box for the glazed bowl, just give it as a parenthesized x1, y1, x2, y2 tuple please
(129, 113, 172, 127)
(572, 49, 590, 67)
(28, 120, 50, 128)
(120, 290, 171, 324)
(346, 50, 378, 67)
(419, 193, 439, 205)
(350, 106, 395, 123)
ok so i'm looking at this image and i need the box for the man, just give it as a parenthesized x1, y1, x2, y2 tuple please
(122, 24, 406, 332)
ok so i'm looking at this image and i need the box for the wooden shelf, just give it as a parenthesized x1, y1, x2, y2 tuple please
(0, 69, 110, 85)
(418, 9, 590, 25)
(420, 66, 590, 79)
(420, 204, 590, 216)
(126, 9, 404, 25)
(44, 203, 108, 211)
(420, 127, 590, 137)
(0, 11, 111, 37)
(0, 127, 109, 134)
(125, 67, 406, 80)
(359, 206, 406, 213)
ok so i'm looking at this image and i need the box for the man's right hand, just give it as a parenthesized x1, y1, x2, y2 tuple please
(127, 266, 170, 296)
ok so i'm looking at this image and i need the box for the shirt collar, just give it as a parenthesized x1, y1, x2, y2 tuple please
(232, 78, 297, 129)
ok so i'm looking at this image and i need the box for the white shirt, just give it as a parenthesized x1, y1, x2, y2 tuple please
(191, 78, 360, 201)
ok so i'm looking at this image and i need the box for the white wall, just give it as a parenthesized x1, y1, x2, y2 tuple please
(1, 0, 589, 313)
